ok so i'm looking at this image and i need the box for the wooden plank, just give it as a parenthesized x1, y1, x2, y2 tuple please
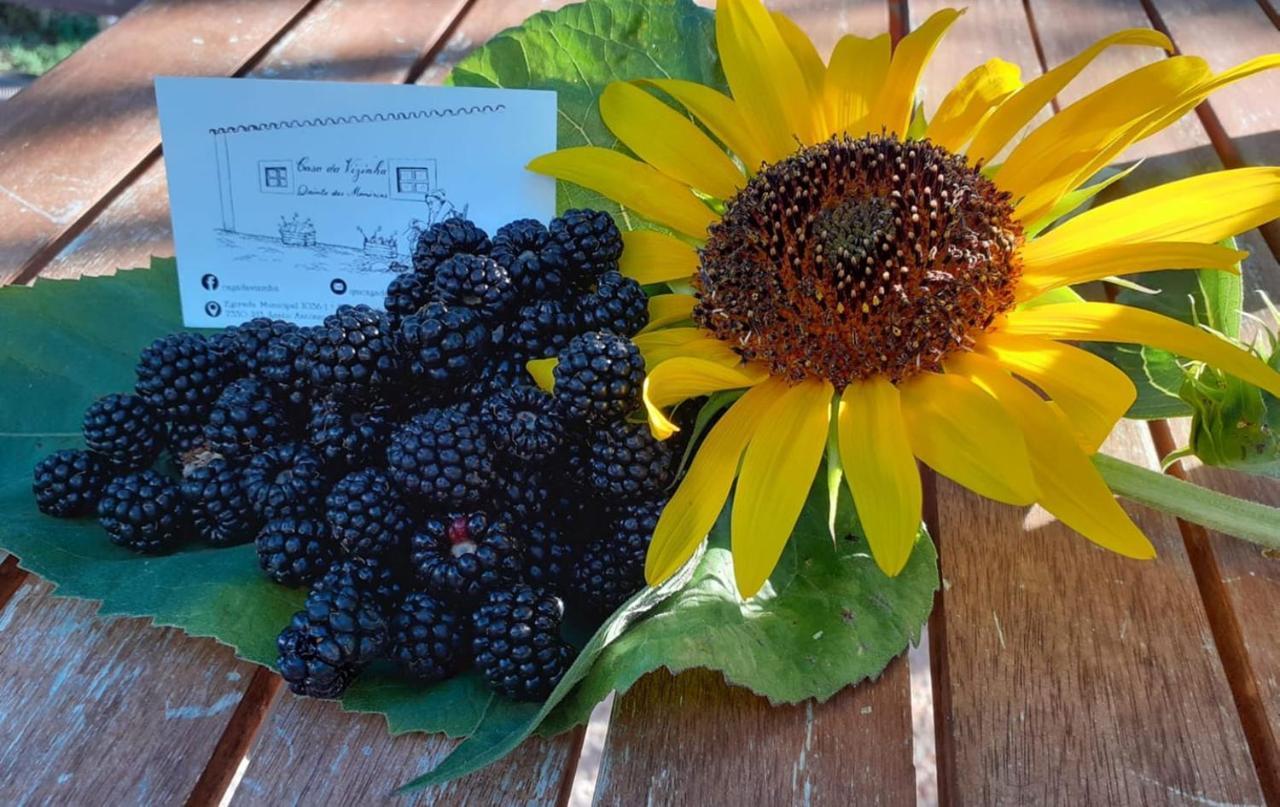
(919, 1, 1267, 802)
(0, 577, 257, 805)
(595, 663, 916, 807)
(232, 692, 583, 805)
(38, 0, 474, 282)
(0, 0, 320, 287)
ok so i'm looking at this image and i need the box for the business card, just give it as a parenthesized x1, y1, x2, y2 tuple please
(155, 78, 557, 327)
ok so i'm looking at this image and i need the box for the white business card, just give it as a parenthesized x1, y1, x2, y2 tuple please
(155, 78, 557, 327)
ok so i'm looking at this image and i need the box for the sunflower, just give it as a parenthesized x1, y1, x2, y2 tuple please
(528, 0, 1280, 597)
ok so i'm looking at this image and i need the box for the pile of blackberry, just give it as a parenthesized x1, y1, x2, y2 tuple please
(31, 210, 683, 702)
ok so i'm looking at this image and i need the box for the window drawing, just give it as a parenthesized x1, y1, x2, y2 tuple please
(396, 166, 431, 195)
(258, 160, 291, 194)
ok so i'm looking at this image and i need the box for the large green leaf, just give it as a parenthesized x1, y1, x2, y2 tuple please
(447, 0, 724, 226)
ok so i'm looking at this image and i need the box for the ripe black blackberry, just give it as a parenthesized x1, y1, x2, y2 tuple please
(490, 218, 568, 299)
(135, 332, 234, 423)
(203, 377, 289, 459)
(325, 467, 412, 561)
(521, 520, 574, 594)
(256, 515, 337, 587)
(82, 392, 164, 470)
(398, 302, 490, 385)
(97, 469, 186, 554)
(256, 326, 316, 409)
(308, 305, 402, 403)
(480, 385, 566, 464)
(180, 458, 258, 547)
(549, 209, 622, 286)
(412, 217, 491, 278)
(205, 330, 245, 379)
(383, 271, 434, 330)
(165, 420, 210, 467)
(552, 332, 645, 423)
(580, 271, 648, 336)
(277, 575, 389, 698)
(510, 298, 581, 359)
(569, 500, 661, 616)
(306, 398, 393, 470)
(313, 556, 405, 613)
(32, 449, 108, 517)
(410, 512, 523, 605)
(387, 406, 492, 507)
(434, 254, 516, 320)
(232, 317, 298, 375)
(471, 584, 574, 701)
(389, 591, 467, 681)
(586, 420, 677, 499)
(243, 442, 328, 520)
(467, 351, 533, 397)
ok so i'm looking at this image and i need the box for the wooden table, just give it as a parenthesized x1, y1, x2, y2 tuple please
(1, 0, 1278, 804)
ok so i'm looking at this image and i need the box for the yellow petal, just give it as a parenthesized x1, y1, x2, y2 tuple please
(632, 328, 744, 369)
(1018, 241, 1246, 299)
(643, 357, 766, 439)
(527, 147, 717, 239)
(948, 352, 1156, 559)
(732, 378, 833, 597)
(967, 28, 1171, 164)
(925, 58, 1022, 152)
(978, 332, 1134, 453)
(1023, 168, 1280, 266)
(868, 8, 962, 138)
(526, 357, 557, 392)
(600, 82, 745, 200)
(838, 378, 922, 576)
(640, 79, 770, 174)
(898, 371, 1038, 505)
(1023, 160, 1142, 239)
(717, 0, 814, 158)
(770, 10, 827, 138)
(646, 379, 785, 584)
(642, 294, 697, 333)
(822, 33, 891, 138)
(619, 230, 699, 285)
(1002, 302, 1280, 399)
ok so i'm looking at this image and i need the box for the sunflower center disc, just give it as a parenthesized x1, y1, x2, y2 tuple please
(695, 134, 1024, 388)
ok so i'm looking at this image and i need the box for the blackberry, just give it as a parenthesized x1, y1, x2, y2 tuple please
(412, 217, 491, 278)
(471, 584, 574, 701)
(96, 469, 186, 554)
(521, 520, 574, 593)
(206, 330, 245, 379)
(387, 406, 492, 507)
(232, 318, 298, 375)
(510, 299, 581, 359)
(480, 385, 566, 464)
(389, 591, 467, 681)
(204, 378, 288, 459)
(586, 420, 677, 499)
(83, 393, 164, 470)
(243, 442, 328, 520)
(325, 468, 412, 561)
(276, 575, 389, 698)
(434, 254, 516, 320)
(166, 420, 210, 467)
(256, 326, 316, 409)
(468, 352, 533, 397)
(134, 332, 233, 423)
(313, 556, 405, 613)
(399, 302, 490, 386)
(384, 271, 434, 330)
(552, 332, 645, 423)
(580, 271, 648, 336)
(306, 398, 393, 470)
(550, 209, 622, 285)
(256, 515, 337, 586)
(569, 500, 661, 616)
(410, 512, 523, 605)
(490, 218, 568, 299)
(32, 449, 108, 517)
(180, 458, 258, 547)
(308, 305, 402, 403)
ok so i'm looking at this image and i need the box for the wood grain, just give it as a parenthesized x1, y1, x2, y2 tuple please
(0, 577, 257, 805)
(0, 0, 320, 286)
(594, 662, 916, 807)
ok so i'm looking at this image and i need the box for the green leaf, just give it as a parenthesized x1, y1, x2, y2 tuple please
(446, 0, 725, 225)
(540, 478, 938, 734)
(0, 260, 536, 740)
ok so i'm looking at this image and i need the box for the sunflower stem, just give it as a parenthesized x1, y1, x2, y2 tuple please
(1094, 453, 1280, 550)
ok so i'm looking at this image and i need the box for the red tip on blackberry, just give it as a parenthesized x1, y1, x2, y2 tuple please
(410, 511, 522, 605)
